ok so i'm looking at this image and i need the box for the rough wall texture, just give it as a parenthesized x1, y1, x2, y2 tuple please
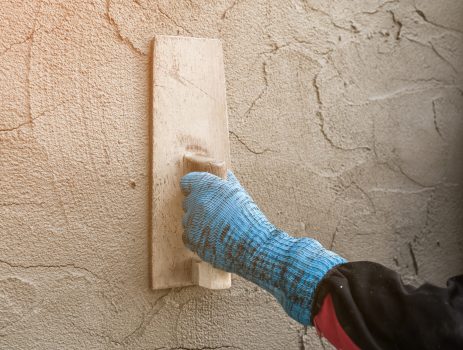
(0, 0, 462, 349)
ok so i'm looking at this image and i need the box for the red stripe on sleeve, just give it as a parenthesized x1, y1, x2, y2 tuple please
(313, 294, 360, 350)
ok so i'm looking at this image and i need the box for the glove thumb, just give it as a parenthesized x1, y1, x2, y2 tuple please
(226, 170, 241, 186)
(180, 171, 218, 195)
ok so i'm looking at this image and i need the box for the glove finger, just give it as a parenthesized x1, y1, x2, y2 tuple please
(182, 195, 188, 212)
(182, 212, 199, 250)
(180, 171, 216, 195)
(183, 188, 205, 214)
(226, 170, 252, 201)
(226, 170, 241, 186)
(182, 214, 202, 250)
(182, 211, 187, 228)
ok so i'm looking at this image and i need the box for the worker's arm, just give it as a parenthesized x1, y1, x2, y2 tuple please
(180, 171, 463, 350)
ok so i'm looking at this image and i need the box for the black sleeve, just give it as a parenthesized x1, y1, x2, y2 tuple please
(311, 261, 463, 350)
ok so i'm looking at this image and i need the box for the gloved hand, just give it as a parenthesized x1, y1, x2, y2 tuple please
(180, 171, 346, 325)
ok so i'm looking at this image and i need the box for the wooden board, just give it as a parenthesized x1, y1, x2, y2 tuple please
(151, 35, 231, 290)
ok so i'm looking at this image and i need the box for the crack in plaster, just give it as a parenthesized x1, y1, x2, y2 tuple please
(229, 131, 271, 155)
(42, 3, 74, 34)
(329, 225, 339, 250)
(0, 1, 42, 57)
(258, 42, 290, 57)
(429, 42, 458, 74)
(419, 187, 436, 239)
(304, 0, 373, 27)
(105, 0, 146, 56)
(0, 36, 33, 58)
(408, 242, 419, 275)
(157, 5, 192, 35)
(389, 161, 433, 188)
(221, 0, 241, 20)
(243, 61, 269, 119)
(0, 3, 75, 133)
(328, 179, 378, 250)
(331, 21, 360, 34)
(299, 1, 377, 35)
(312, 74, 322, 106)
(328, 186, 347, 251)
(0, 112, 43, 133)
(69, 319, 123, 347)
(352, 182, 377, 214)
(405, 36, 460, 73)
(0, 259, 102, 281)
(25, 1, 43, 126)
(312, 74, 371, 152)
(121, 290, 171, 344)
(415, 8, 463, 35)
(69, 291, 172, 346)
(259, 36, 333, 58)
(432, 99, 443, 139)
(300, 1, 330, 17)
(371, 125, 438, 190)
(0, 100, 68, 134)
(171, 295, 209, 345)
(315, 111, 371, 152)
(388, 10, 402, 40)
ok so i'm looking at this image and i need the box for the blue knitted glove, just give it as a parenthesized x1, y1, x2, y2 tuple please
(180, 171, 346, 325)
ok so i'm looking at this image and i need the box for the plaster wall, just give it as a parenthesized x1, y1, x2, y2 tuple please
(0, 1, 462, 349)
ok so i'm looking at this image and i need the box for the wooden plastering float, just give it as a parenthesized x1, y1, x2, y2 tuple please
(151, 35, 232, 290)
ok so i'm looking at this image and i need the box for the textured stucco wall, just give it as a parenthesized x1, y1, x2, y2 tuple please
(0, 0, 462, 349)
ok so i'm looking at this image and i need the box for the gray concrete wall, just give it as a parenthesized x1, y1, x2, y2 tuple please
(0, 0, 462, 349)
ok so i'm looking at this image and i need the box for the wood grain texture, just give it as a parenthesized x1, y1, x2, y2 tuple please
(183, 152, 227, 179)
(151, 35, 231, 289)
(192, 260, 231, 289)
